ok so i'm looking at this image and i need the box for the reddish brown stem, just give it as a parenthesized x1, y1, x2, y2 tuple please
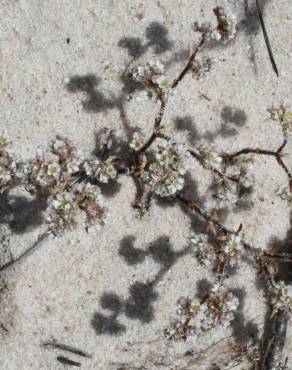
(137, 38, 205, 155)
(136, 100, 166, 154)
(131, 175, 146, 210)
(225, 140, 286, 160)
(225, 140, 292, 183)
(177, 194, 261, 264)
(189, 150, 239, 183)
(171, 37, 205, 89)
(177, 194, 231, 236)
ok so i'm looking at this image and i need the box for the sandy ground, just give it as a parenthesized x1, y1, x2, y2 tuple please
(0, 0, 292, 369)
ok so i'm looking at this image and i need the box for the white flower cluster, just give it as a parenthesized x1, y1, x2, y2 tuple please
(215, 161, 255, 206)
(52, 137, 83, 174)
(47, 182, 106, 235)
(191, 57, 212, 80)
(268, 105, 292, 136)
(144, 141, 190, 197)
(193, 7, 236, 44)
(204, 151, 223, 170)
(132, 60, 165, 81)
(75, 182, 105, 228)
(128, 60, 174, 101)
(191, 233, 242, 268)
(0, 130, 17, 193)
(47, 191, 77, 234)
(131, 59, 165, 83)
(191, 233, 216, 266)
(164, 283, 239, 341)
(269, 281, 292, 312)
(24, 137, 82, 195)
(24, 137, 107, 235)
(83, 157, 117, 183)
(197, 145, 223, 171)
(193, 22, 220, 43)
(222, 234, 242, 265)
(213, 6, 237, 44)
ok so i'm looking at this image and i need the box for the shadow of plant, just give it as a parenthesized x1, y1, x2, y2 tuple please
(229, 288, 255, 345)
(91, 235, 189, 335)
(174, 106, 247, 146)
(204, 106, 247, 141)
(0, 192, 44, 235)
(174, 116, 201, 146)
(65, 22, 175, 141)
(65, 74, 116, 113)
(118, 22, 173, 59)
(241, 0, 271, 36)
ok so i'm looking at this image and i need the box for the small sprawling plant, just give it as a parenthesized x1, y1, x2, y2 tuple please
(1, 5, 291, 370)
(1, 134, 113, 236)
(164, 283, 239, 341)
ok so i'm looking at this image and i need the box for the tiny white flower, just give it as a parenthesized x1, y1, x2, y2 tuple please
(53, 192, 74, 210)
(189, 302, 201, 315)
(130, 132, 143, 151)
(52, 199, 61, 209)
(154, 183, 168, 197)
(67, 160, 80, 174)
(211, 283, 222, 294)
(167, 176, 184, 194)
(282, 285, 292, 298)
(229, 234, 241, 248)
(177, 165, 187, 176)
(53, 139, 65, 151)
(99, 173, 109, 183)
(150, 59, 165, 74)
(226, 296, 239, 311)
(137, 66, 146, 77)
(83, 161, 92, 176)
(105, 164, 117, 179)
(191, 234, 208, 249)
(156, 75, 169, 89)
(224, 234, 241, 254)
(211, 30, 221, 41)
(10, 160, 16, 170)
(155, 60, 165, 73)
(214, 6, 237, 44)
(47, 162, 61, 178)
(36, 173, 47, 187)
(204, 151, 222, 170)
(270, 281, 292, 311)
(156, 151, 168, 165)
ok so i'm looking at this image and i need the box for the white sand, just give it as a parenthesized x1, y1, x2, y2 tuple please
(0, 0, 292, 369)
